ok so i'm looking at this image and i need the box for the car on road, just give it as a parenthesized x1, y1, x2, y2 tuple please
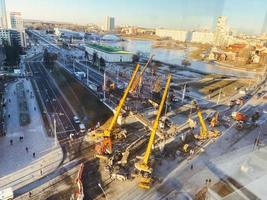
(257, 92, 262, 99)
(73, 116, 81, 124)
(243, 94, 252, 100)
(79, 123, 86, 133)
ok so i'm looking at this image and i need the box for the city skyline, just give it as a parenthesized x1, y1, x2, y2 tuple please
(0, 0, 8, 28)
(4, 0, 267, 34)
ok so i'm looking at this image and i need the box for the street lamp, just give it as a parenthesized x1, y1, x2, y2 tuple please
(52, 112, 64, 147)
(98, 183, 107, 199)
(182, 83, 187, 103)
(87, 67, 89, 86)
(216, 88, 222, 105)
(103, 69, 106, 102)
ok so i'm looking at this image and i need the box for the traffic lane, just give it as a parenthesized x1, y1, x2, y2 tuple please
(36, 62, 78, 132)
(29, 62, 67, 133)
(37, 62, 78, 131)
(29, 61, 77, 139)
(34, 66, 76, 141)
(28, 64, 68, 136)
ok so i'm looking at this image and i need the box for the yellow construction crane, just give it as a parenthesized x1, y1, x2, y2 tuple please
(135, 74, 172, 189)
(94, 64, 141, 156)
(210, 112, 219, 127)
(130, 55, 154, 95)
(192, 100, 219, 140)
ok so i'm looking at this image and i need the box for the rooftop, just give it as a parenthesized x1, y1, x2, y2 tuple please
(86, 43, 132, 54)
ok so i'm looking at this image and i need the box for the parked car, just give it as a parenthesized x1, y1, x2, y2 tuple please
(257, 92, 262, 99)
(79, 123, 86, 133)
(73, 116, 81, 124)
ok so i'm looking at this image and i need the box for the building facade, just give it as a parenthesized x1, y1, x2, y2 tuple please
(9, 12, 26, 47)
(189, 31, 214, 44)
(85, 43, 133, 62)
(0, 29, 25, 47)
(155, 29, 189, 42)
(214, 16, 230, 47)
(0, 0, 7, 29)
(156, 28, 214, 44)
(10, 12, 24, 31)
(0, 29, 10, 44)
(104, 16, 115, 32)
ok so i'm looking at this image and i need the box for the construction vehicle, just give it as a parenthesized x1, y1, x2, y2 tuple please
(251, 111, 260, 122)
(182, 143, 190, 153)
(230, 98, 244, 107)
(94, 64, 141, 158)
(235, 111, 260, 130)
(134, 74, 172, 189)
(148, 99, 159, 109)
(192, 100, 219, 140)
(210, 112, 219, 127)
(235, 121, 258, 130)
(130, 55, 154, 95)
(231, 112, 248, 122)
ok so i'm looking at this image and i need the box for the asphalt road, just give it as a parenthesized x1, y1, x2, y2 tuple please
(26, 58, 78, 142)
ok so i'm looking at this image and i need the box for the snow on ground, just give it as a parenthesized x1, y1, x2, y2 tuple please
(0, 79, 55, 177)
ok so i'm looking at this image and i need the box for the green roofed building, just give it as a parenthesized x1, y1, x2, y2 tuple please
(85, 43, 133, 62)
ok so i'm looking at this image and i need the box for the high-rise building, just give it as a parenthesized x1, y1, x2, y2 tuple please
(0, 0, 8, 28)
(104, 16, 115, 32)
(0, 29, 23, 47)
(9, 12, 26, 47)
(214, 16, 229, 47)
(10, 12, 24, 31)
(155, 29, 189, 42)
(261, 11, 267, 35)
(0, 29, 11, 44)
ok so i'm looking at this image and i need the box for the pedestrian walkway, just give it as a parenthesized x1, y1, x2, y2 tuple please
(14, 158, 82, 199)
(0, 78, 63, 190)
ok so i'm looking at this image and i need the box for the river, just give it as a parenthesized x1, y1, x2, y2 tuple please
(102, 39, 259, 78)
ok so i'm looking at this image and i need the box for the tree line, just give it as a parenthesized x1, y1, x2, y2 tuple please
(2, 39, 23, 68)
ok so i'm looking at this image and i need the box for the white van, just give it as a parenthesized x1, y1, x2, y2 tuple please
(79, 123, 86, 133)
(0, 187, 14, 200)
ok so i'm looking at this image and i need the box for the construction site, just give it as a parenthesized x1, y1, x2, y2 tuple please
(2, 28, 267, 200)
(71, 54, 266, 200)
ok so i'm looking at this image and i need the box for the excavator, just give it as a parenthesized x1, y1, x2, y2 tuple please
(134, 74, 172, 189)
(94, 64, 141, 158)
(129, 55, 154, 95)
(192, 100, 219, 140)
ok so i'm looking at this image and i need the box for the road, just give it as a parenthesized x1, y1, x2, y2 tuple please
(26, 57, 78, 142)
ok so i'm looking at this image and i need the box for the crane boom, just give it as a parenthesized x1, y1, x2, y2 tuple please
(104, 64, 141, 137)
(192, 100, 208, 139)
(130, 55, 154, 94)
(143, 74, 171, 164)
(96, 64, 141, 155)
(192, 100, 219, 140)
(135, 74, 172, 173)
